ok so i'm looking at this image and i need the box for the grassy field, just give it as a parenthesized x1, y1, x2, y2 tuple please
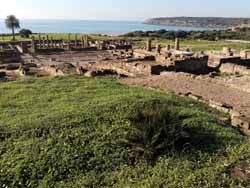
(140, 38, 250, 52)
(1, 76, 250, 188)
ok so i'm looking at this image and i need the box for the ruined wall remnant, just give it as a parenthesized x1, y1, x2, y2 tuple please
(0, 71, 6, 78)
(174, 56, 209, 74)
(30, 37, 37, 54)
(222, 47, 234, 56)
(209, 53, 250, 75)
(219, 63, 250, 75)
(133, 49, 156, 60)
(156, 44, 161, 54)
(240, 50, 250, 59)
(231, 115, 250, 136)
(0, 48, 21, 63)
(146, 39, 152, 52)
(40, 66, 65, 76)
(156, 54, 209, 74)
(85, 61, 171, 77)
(175, 38, 180, 50)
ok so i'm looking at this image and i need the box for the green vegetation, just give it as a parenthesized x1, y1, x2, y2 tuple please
(124, 28, 250, 41)
(145, 17, 250, 28)
(19, 29, 33, 38)
(130, 37, 250, 52)
(1, 76, 250, 187)
(5, 15, 20, 41)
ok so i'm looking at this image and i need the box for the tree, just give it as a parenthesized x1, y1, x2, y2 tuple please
(5, 15, 20, 41)
(19, 29, 32, 38)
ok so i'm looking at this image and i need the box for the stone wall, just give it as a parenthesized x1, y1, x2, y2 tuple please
(133, 49, 156, 60)
(156, 55, 209, 74)
(86, 61, 169, 77)
(209, 54, 250, 75)
(219, 63, 250, 75)
(0, 50, 21, 63)
(174, 56, 209, 74)
(181, 91, 250, 135)
(40, 66, 65, 76)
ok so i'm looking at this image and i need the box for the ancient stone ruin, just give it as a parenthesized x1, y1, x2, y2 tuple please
(208, 48, 250, 75)
(1, 35, 250, 135)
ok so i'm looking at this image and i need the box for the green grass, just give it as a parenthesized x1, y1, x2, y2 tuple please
(0, 76, 250, 188)
(149, 38, 250, 52)
(123, 37, 250, 52)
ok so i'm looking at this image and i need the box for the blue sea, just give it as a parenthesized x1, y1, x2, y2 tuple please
(0, 19, 216, 35)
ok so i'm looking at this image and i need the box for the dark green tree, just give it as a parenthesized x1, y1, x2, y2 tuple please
(19, 29, 32, 38)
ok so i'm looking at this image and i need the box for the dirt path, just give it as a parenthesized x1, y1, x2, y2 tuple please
(123, 72, 250, 119)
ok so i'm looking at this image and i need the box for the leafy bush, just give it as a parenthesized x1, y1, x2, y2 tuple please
(19, 28, 32, 38)
(122, 104, 189, 164)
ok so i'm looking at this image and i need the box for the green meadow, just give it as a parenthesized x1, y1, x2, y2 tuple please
(1, 76, 250, 188)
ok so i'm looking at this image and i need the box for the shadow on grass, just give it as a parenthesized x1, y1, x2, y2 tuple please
(120, 101, 243, 165)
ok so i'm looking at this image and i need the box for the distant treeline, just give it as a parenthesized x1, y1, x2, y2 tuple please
(123, 28, 250, 41)
(145, 17, 250, 28)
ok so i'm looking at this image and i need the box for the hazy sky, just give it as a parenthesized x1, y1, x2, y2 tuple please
(0, 0, 249, 20)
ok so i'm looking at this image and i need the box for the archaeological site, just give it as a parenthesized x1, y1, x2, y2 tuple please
(1, 35, 250, 136)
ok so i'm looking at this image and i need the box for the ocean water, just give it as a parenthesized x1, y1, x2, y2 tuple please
(0, 19, 216, 35)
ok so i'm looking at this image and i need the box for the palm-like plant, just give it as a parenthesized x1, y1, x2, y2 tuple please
(5, 15, 20, 41)
(123, 104, 189, 164)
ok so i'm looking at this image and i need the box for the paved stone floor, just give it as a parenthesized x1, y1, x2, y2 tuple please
(123, 72, 250, 118)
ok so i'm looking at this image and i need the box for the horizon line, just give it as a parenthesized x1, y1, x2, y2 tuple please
(1, 16, 250, 21)
(0, 18, 144, 22)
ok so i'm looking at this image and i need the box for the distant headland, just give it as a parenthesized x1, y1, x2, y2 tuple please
(145, 17, 250, 28)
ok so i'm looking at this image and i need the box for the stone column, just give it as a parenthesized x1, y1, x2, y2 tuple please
(50, 37, 54, 48)
(75, 34, 78, 49)
(85, 35, 89, 48)
(42, 37, 46, 49)
(30, 36, 36, 54)
(46, 35, 50, 49)
(156, 44, 161, 54)
(54, 39, 57, 48)
(166, 44, 171, 51)
(38, 35, 41, 49)
(146, 38, 152, 51)
(175, 38, 180, 50)
(81, 36, 85, 48)
(60, 40, 63, 49)
(54, 40, 57, 48)
(67, 34, 71, 51)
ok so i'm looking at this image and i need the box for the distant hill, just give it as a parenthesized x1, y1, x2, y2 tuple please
(145, 17, 250, 28)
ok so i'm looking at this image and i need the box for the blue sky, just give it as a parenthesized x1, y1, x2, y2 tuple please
(0, 0, 249, 20)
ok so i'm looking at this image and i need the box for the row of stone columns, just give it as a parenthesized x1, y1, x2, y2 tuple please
(67, 34, 89, 50)
(146, 38, 180, 52)
(31, 34, 90, 52)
